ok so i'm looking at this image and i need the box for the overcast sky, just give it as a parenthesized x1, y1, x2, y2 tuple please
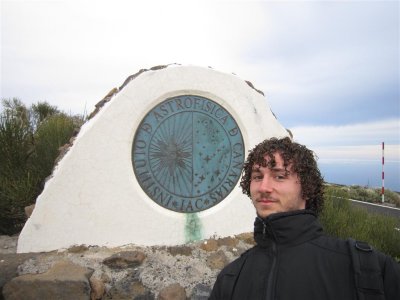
(1, 0, 399, 190)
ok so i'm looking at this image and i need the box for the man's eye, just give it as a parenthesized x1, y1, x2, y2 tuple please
(252, 175, 262, 180)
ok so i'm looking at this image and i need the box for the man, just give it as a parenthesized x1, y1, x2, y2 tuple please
(209, 137, 400, 300)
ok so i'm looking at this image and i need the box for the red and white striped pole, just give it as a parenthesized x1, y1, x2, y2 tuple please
(382, 142, 385, 203)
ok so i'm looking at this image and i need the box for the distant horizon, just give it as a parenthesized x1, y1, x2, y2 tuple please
(319, 161, 399, 193)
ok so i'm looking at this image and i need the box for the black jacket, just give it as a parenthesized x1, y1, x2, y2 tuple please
(209, 210, 400, 300)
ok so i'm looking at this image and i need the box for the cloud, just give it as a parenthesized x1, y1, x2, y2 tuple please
(242, 1, 399, 127)
(291, 119, 400, 166)
(291, 118, 400, 146)
(1, 0, 398, 129)
(313, 144, 399, 163)
(1, 0, 268, 114)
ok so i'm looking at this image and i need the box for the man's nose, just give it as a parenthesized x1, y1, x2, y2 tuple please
(259, 175, 273, 192)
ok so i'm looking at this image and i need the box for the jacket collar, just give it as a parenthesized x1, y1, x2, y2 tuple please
(254, 210, 323, 248)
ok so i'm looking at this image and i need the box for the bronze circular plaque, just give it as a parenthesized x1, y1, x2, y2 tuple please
(132, 95, 244, 213)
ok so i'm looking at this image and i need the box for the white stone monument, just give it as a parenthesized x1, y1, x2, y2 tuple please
(17, 64, 289, 253)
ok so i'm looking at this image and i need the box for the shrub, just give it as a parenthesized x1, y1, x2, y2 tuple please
(33, 114, 77, 180)
(384, 189, 400, 207)
(343, 185, 399, 207)
(0, 99, 83, 234)
(320, 186, 400, 260)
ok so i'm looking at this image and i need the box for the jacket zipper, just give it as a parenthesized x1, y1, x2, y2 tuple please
(265, 241, 277, 300)
(259, 218, 278, 300)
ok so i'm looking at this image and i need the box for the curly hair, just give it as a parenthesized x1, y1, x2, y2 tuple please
(240, 137, 324, 215)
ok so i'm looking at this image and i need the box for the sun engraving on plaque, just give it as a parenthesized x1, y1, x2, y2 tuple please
(149, 112, 193, 197)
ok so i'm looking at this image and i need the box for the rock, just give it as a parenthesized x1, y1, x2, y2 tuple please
(68, 245, 89, 253)
(100, 272, 111, 284)
(217, 237, 238, 248)
(104, 273, 154, 300)
(15, 255, 54, 276)
(24, 205, 35, 218)
(206, 250, 228, 270)
(130, 281, 155, 300)
(190, 283, 212, 300)
(2, 260, 93, 300)
(235, 232, 255, 245)
(90, 277, 105, 300)
(0, 234, 248, 299)
(200, 240, 219, 252)
(0, 236, 18, 255)
(227, 245, 247, 256)
(103, 251, 146, 269)
(167, 246, 193, 256)
(0, 253, 38, 298)
(157, 283, 186, 300)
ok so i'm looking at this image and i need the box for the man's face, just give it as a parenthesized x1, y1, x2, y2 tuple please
(249, 152, 306, 218)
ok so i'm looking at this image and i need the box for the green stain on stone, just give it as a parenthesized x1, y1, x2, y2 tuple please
(185, 213, 202, 243)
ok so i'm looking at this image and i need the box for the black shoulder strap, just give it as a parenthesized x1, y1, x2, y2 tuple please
(347, 238, 385, 300)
